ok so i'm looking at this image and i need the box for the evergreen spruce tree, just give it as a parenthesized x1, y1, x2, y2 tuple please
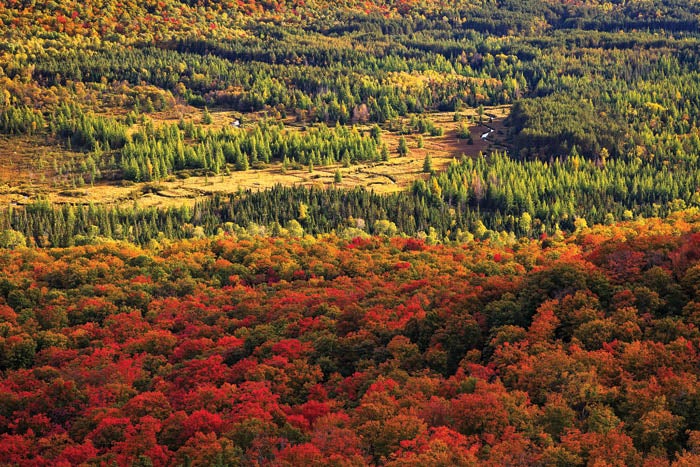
(202, 107, 213, 125)
(235, 152, 249, 171)
(381, 144, 389, 161)
(423, 153, 433, 173)
(398, 137, 409, 156)
(370, 124, 382, 142)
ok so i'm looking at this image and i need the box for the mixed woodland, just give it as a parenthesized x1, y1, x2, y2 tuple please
(3, 0, 700, 465)
(2, 1, 700, 243)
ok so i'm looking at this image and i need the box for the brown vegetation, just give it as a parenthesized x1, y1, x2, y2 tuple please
(0, 106, 511, 208)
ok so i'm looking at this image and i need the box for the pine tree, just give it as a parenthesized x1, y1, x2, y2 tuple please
(370, 124, 382, 142)
(423, 153, 433, 173)
(398, 136, 409, 156)
(235, 152, 249, 171)
(202, 107, 213, 125)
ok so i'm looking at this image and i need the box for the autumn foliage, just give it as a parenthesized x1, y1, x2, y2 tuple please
(2, 213, 700, 464)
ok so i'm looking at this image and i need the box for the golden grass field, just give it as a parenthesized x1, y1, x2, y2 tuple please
(0, 105, 511, 208)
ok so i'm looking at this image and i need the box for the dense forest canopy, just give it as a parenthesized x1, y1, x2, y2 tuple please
(3, 1, 700, 464)
(2, 214, 700, 464)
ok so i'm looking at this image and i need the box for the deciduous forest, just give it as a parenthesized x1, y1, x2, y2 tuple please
(2, 0, 700, 465)
(3, 215, 700, 465)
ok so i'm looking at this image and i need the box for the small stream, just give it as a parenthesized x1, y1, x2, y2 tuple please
(480, 113, 498, 140)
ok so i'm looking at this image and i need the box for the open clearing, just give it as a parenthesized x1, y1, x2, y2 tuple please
(0, 106, 511, 208)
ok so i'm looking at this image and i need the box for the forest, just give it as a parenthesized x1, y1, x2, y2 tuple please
(2, 0, 700, 242)
(2, 213, 700, 464)
(3, 0, 700, 465)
